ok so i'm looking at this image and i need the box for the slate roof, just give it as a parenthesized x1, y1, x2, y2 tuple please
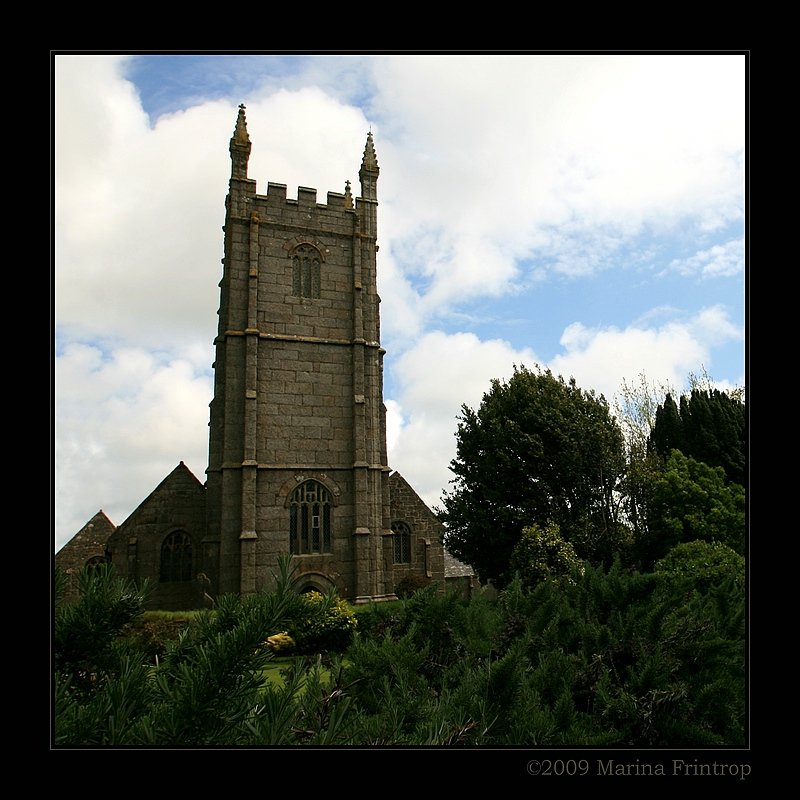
(444, 548, 475, 578)
(56, 509, 116, 556)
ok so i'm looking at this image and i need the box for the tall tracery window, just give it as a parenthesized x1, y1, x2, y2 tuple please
(292, 244, 321, 299)
(289, 480, 332, 554)
(160, 530, 193, 582)
(392, 521, 412, 564)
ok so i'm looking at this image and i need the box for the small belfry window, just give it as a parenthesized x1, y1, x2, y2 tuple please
(392, 521, 411, 564)
(292, 245, 321, 299)
(289, 480, 332, 554)
(160, 530, 193, 582)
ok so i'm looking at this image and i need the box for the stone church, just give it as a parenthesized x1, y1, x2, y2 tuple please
(56, 105, 473, 610)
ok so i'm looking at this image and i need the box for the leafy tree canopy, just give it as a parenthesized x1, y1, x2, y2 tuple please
(637, 449, 745, 569)
(509, 523, 584, 589)
(439, 365, 626, 586)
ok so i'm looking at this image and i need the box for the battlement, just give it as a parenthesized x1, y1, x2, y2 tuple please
(266, 182, 287, 200)
(258, 182, 355, 213)
(298, 186, 317, 205)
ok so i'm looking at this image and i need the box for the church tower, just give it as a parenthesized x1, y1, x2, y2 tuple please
(73, 104, 450, 610)
(205, 106, 394, 601)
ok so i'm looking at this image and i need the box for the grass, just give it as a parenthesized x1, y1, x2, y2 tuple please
(139, 610, 200, 622)
(261, 657, 293, 688)
(258, 655, 348, 694)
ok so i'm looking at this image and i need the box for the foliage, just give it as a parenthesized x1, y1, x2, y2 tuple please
(287, 591, 358, 655)
(403, 586, 469, 671)
(614, 372, 746, 559)
(618, 445, 665, 547)
(121, 613, 193, 664)
(54, 564, 148, 697)
(242, 655, 358, 745)
(395, 573, 430, 598)
(54, 556, 745, 747)
(339, 560, 745, 745)
(636, 450, 745, 569)
(341, 628, 435, 740)
(509, 523, 584, 589)
(655, 540, 745, 593)
(649, 388, 746, 487)
(348, 599, 405, 642)
(56, 556, 320, 745)
(263, 632, 296, 654)
(440, 365, 626, 586)
(614, 371, 674, 459)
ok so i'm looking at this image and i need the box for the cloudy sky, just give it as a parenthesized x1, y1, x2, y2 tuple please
(53, 53, 747, 552)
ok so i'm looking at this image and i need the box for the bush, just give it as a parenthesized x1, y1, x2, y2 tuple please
(288, 592, 358, 655)
(54, 564, 148, 697)
(395, 573, 430, 598)
(509, 523, 584, 589)
(53, 554, 745, 746)
(121, 613, 194, 663)
(348, 599, 405, 642)
(654, 539, 745, 592)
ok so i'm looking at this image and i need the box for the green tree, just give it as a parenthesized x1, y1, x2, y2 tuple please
(651, 392, 683, 456)
(509, 523, 584, 588)
(615, 373, 746, 569)
(613, 372, 673, 550)
(635, 449, 745, 569)
(649, 388, 746, 486)
(439, 365, 626, 586)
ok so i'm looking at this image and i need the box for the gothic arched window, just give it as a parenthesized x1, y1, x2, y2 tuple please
(160, 530, 193, 582)
(289, 480, 332, 554)
(392, 521, 412, 564)
(85, 555, 108, 573)
(292, 244, 321, 299)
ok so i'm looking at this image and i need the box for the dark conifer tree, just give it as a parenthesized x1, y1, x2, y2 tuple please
(649, 389, 745, 486)
(649, 392, 682, 458)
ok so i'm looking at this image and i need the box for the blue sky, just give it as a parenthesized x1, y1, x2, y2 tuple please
(54, 53, 746, 551)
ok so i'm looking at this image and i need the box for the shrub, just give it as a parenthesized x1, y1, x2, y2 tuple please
(122, 614, 193, 663)
(350, 599, 405, 642)
(509, 523, 584, 589)
(288, 592, 358, 655)
(263, 632, 296, 654)
(342, 628, 433, 738)
(395, 573, 430, 598)
(654, 539, 745, 592)
(54, 564, 148, 696)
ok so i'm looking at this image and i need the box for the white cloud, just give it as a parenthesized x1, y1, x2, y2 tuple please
(550, 307, 743, 405)
(54, 53, 745, 551)
(373, 53, 745, 303)
(55, 342, 212, 550)
(384, 399, 404, 455)
(55, 61, 372, 353)
(667, 239, 744, 279)
(387, 331, 539, 508)
(386, 309, 743, 511)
